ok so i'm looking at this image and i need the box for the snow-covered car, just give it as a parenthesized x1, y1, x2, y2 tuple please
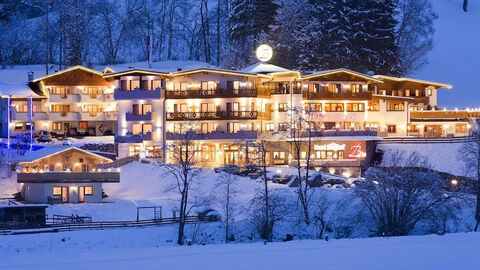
(214, 164, 241, 174)
(37, 129, 52, 142)
(62, 140, 72, 146)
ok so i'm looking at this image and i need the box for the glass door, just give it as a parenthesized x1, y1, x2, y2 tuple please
(61, 187, 69, 203)
(78, 186, 85, 203)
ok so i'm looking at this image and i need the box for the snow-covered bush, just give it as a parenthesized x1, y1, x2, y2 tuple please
(355, 167, 463, 236)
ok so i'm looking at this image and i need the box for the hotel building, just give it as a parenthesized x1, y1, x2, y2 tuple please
(1, 62, 478, 176)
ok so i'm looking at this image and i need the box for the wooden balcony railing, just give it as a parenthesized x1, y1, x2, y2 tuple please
(166, 111, 270, 121)
(302, 91, 372, 100)
(270, 88, 302, 95)
(17, 172, 120, 183)
(166, 89, 258, 99)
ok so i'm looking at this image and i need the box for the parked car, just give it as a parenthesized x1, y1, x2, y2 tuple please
(214, 164, 241, 174)
(238, 164, 261, 176)
(37, 129, 51, 142)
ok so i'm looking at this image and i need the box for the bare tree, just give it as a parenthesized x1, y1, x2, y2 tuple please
(313, 192, 346, 239)
(216, 172, 239, 243)
(458, 134, 480, 230)
(463, 0, 469, 12)
(163, 122, 201, 245)
(288, 106, 315, 224)
(395, 0, 437, 76)
(356, 152, 463, 236)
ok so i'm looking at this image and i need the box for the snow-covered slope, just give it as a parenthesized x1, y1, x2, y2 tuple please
(416, 0, 480, 108)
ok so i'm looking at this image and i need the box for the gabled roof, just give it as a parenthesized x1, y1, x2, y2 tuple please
(172, 68, 266, 78)
(374, 75, 452, 89)
(10, 146, 113, 163)
(301, 68, 383, 82)
(32, 66, 104, 83)
(240, 62, 291, 74)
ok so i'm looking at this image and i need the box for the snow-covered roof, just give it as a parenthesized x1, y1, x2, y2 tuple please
(302, 68, 382, 82)
(9, 146, 113, 163)
(32, 65, 104, 83)
(0, 83, 43, 98)
(374, 75, 452, 89)
(104, 60, 215, 74)
(240, 62, 291, 74)
(172, 68, 263, 77)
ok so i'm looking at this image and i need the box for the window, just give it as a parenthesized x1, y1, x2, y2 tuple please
(53, 187, 62, 196)
(351, 84, 361, 93)
(387, 125, 397, 133)
(278, 122, 288, 131)
(456, 124, 467, 133)
(51, 122, 61, 131)
(368, 100, 380, 111)
(265, 123, 275, 132)
(346, 103, 365, 112)
(14, 123, 23, 130)
(278, 103, 287, 112)
(79, 122, 87, 129)
(201, 123, 215, 133)
(227, 122, 240, 133)
(84, 186, 93, 195)
(273, 152, 285, 159)
(324, 103, 344, 112)
(131, 80, 140, 90)
(427, 89, 432, 96)
(387, 101, 405, 111)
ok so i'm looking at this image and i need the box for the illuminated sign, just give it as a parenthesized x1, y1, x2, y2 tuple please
(256, 44, 273, 62)
(348, 143, 365, 158)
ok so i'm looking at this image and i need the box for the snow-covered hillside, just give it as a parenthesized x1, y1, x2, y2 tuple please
(416, 0, 480, 108)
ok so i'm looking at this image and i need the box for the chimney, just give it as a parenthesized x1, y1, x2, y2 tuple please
(177, 68, 182, 72)
(28, 71, 34, 82)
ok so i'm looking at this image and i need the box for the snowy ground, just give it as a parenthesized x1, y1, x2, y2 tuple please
(377, 142, 469, 176)
(1, 229, 479, 270)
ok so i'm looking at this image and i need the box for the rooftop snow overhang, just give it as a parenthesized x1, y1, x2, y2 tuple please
(301, 68, 383, 83)
(103, 69, 171, 79)
(374, 75, 452, 89)
(17, 172, 120, 183)
(172, 68, 268, 78)
(11, 146, 113, 164)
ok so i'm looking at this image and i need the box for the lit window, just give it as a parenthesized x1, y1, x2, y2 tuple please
(84, 186, 94, 195)
(53, 187, 62, 196)
(265, 123, 275, 132)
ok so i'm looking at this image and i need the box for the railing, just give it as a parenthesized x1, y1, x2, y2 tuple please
(17, 172, 120, 183)
(304, 129, 379, 138)
(270, 88, 302, 95)
(125, 112, 152, 121)
(302, 91, 372, 100)
(115, 132, 152, 143)
(410, 111, 476, 119)
(12, 110, 48, 121)
(166, 88, 258, 99)
(166, 130, 258, 140)
(0, 215, 219, 233)
(48, 112, 80, 121)
(378, 136, 477, 144)
(166, 111, 267, 121)
(49, 94, 80, 102)
(114, 88, 163, 100)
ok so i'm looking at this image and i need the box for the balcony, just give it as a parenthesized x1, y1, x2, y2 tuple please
(11, 110, 48, 121)
(166, 88, 259, 99)
(104, 111, 118, 121)
(48, 112, 80, 121)
(270, 88, 302, 95)
(166, 111, 270, 121)
(17, 172, 120, 183)
(114, 88, 163, 100)
(115, 132, 152, 143)
(302, 91, 372, 100)
(410, 110, 478, 120)
(125, 112, 152, 121)
(79, 94, 107, 103)
(49, 94, 80, 103)
(166, 130, 258, 141)
(306, 129, 379, 138)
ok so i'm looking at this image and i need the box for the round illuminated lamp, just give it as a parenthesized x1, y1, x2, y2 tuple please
(256, 44, 273, 62)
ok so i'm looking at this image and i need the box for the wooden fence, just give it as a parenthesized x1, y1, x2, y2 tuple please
(0, 215, 219, 235)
